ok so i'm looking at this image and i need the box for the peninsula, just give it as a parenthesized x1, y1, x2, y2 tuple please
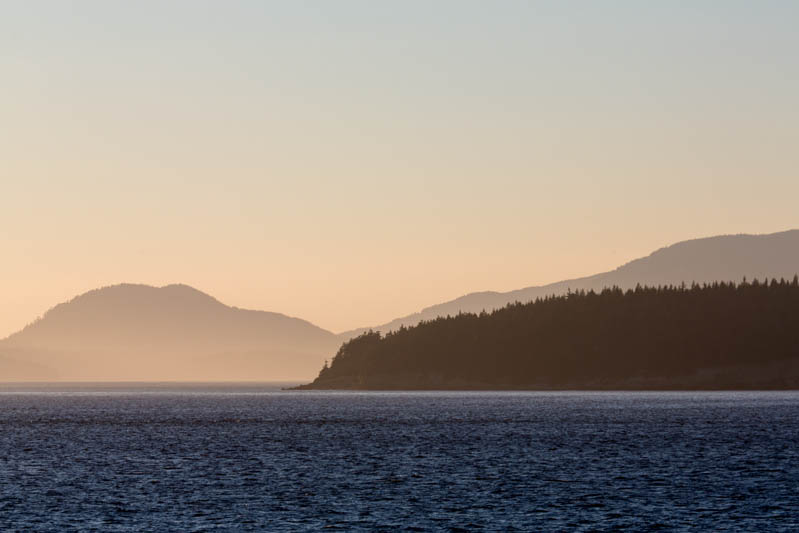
(299, 278, 799, 390)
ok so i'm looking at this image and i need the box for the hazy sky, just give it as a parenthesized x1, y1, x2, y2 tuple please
(2, 1, 798, 336)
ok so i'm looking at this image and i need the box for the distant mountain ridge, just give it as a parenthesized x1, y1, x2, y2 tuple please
(341, 230, 799, 339)
(0, 283, 339, 381)
(2, 230, 798, 382)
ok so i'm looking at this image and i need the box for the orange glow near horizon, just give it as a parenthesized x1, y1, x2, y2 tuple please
(2, 1, 798, 338)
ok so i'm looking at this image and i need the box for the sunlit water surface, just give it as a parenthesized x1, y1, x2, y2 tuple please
(1, 385, 798, 531)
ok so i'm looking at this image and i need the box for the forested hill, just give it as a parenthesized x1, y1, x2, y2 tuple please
(300, 277, 799, 390)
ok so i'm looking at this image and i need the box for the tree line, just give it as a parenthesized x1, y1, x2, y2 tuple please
(306, 277, 799, 389)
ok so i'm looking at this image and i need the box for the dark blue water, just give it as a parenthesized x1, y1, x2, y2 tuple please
(1, 386, 798, 531)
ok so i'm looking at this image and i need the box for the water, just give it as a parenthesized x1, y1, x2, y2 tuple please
(0, 386, 797, 531)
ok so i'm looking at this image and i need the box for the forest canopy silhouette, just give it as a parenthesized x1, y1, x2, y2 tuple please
(301, 277, 799, 390)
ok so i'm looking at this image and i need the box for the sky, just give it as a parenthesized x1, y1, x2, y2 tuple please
(2, 1, 798, 337)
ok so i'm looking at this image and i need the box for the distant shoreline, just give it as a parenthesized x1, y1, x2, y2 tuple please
(0, 381, 304, 393)
(291, 382, 799, 392)
(301, 280, 799, 392)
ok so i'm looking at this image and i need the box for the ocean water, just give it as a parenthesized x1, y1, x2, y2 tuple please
(0, 386, 797, 531)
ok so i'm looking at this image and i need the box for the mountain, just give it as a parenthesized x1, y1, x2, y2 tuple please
(4, 230, 798, 381)
(0, 284, 340, 381)
(302, 279, 799, 390)
(340, 230, 799, 339)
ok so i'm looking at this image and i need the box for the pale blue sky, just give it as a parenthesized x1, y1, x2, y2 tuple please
(2, 1, 798, 335)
